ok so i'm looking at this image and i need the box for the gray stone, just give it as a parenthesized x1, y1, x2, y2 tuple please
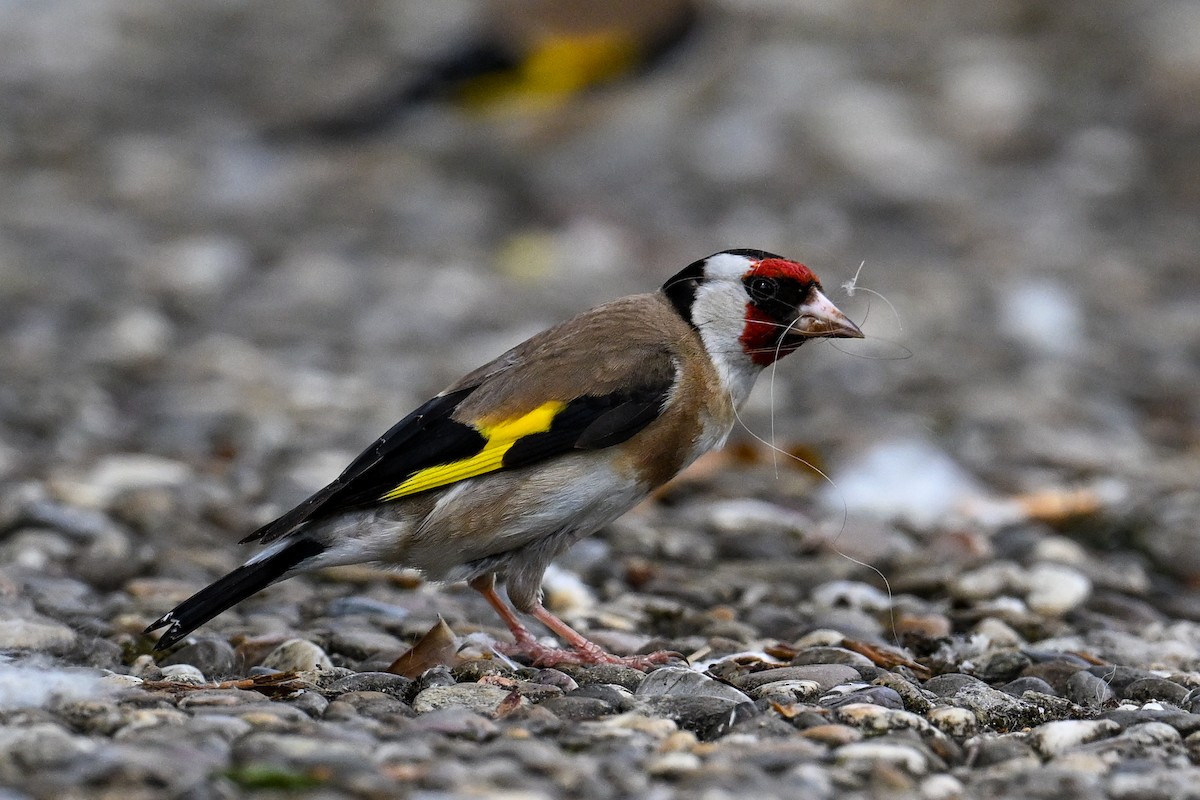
(0, 620, 77, 653)
(259, 639, 334, 673)
(569, 683, 636, 711)
(790, 646, 874, 668)
(1066, 670, 1117, 709)
(1027, 719, 1121, 757)
(735, 665, 861, 692)
(566, 664, 646, 691)
(1122, 677, 1189, 705)
(640, 695, 759, 741)
(412, 683, 526, 716)
(159, 638, 238, 678)
(636, 667, 753, 704)
(538, 695, 620, 721)
(407, 708, 500, 740)
(822, 686, 905, 710)
(974, 649, 1032, 683)
(1000, 676, 1057, 698)
(326, 671, 415, 700)
(924, 673, 986, 697)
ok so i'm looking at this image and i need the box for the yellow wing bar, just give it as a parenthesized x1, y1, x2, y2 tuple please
(380, 400, 566, 501)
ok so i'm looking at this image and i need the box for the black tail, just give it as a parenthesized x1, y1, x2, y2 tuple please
(144, 538, 326, 650)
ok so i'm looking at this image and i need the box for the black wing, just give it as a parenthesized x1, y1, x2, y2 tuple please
(242, 381, 673, 544)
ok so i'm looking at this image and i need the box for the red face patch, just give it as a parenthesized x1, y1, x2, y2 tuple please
(754, 258, 818, 285)
(738, 258, 821, 366)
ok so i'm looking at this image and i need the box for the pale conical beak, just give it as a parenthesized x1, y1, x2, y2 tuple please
(797, 288, 865, 339)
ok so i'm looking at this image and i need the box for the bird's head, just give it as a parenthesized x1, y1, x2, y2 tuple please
(663, 248, 864, 371)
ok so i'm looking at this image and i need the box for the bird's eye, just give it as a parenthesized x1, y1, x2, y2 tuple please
(749, 277, 778, 302)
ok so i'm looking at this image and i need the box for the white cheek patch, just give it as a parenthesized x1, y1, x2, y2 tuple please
(691, 280, 761, 408)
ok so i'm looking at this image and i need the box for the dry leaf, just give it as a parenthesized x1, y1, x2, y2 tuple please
(842, 638, 931, 678)
(387, 617, 458, 678)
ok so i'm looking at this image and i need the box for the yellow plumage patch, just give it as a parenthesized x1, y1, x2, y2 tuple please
(380, 401, 566, 500)
(457, 31, 639, 112)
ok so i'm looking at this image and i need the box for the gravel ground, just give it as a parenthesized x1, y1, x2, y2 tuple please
(2, 1, 1200, 798)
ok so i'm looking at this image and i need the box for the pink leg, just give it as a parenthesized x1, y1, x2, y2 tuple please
(469, 575, 680, 671)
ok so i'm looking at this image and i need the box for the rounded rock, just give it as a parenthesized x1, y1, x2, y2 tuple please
(1122, 677, 1189, 705)
(0, 620, 77, 653)
(835, 740, 929, 775)
(159, 664, 207, 685)
(927, 705, 978, 738)
(636, 667, 753, 704)
(160, 638, 238, 678)
(750, 679, 822, 703)
(822, 686, 905, 710)
(1024, 563, 1091, 616)
(412, 683, 526, 717)
(1027, 719, 1120, 757)
(736, 665, 861, 693)
(259, 639, 334, 673)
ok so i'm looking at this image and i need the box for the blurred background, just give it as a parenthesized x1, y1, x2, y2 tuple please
(1, 0, 1199, 583)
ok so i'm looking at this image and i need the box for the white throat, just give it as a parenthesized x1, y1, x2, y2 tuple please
(690, 280, 762, 409)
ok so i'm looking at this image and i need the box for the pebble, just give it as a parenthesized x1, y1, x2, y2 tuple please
(833, 703, 935, 737)
(822, 686, 905, 710)
(735, 665, 862, 693)
(749, 679, 822, 703)
(1027, 719, 1121, 757)
(0, 620, 78, 652)
(800, 723, 862, 746)
(920, 773, 966, 800)
(411, 683, 526, 717)
(1023, 563, 1092, 615)
(158, 664, 207, 685)
(638, 695, 758, 741)
(326, 672, 415, 700)
(539, 695, 619, 721)
(927, 706, 978, 739)
(835, 740, 930, 775)
(259, 639, 335, 674)
(790, 646, 875, 668)
(1000, 676, 1056, 698)
(159, 638, 238, 678)
(1122, 677, 1189, 705)
(635, 667, 752, 704)
(973, 649, 1031, 683)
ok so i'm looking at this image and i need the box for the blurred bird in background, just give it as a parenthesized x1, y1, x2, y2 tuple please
(299, 0, 698, 136)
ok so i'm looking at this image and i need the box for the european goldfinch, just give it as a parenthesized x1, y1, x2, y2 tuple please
(300, 0, 698, 136)
(146, 249, 863, 668)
